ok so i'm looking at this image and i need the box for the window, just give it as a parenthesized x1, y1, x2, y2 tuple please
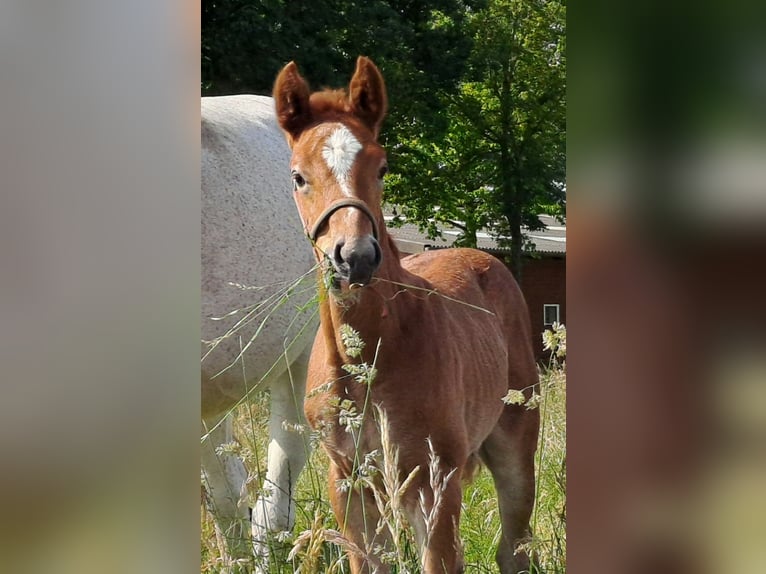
(543, 304, 560, 326)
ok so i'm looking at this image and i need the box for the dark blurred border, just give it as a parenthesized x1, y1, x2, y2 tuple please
(570, 1, 766, 572)
(0, 2, 200, 572)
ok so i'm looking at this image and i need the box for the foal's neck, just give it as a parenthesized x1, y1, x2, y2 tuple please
(319, 231, 417, 366)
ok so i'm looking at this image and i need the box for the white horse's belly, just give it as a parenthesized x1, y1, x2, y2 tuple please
(201, 95, 317, 418)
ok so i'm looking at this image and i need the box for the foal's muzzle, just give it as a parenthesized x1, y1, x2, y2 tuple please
(309, 198, 382, 287)
(331, 235, 382, 286)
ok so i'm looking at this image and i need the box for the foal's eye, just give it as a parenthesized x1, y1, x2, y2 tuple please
(378, 165, 389, 179)
(291, 171, 306, 190)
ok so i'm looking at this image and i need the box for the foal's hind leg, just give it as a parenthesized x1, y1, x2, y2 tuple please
(480, 405, 539, 574)
(251, 348, 311, 563)
(201, 414, 252, 563)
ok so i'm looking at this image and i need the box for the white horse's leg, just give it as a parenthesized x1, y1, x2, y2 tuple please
(201, 415, 252, 563)
(252, 348, 310, 564)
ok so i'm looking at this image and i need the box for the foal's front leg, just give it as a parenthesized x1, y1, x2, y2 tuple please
(405, 470, 465, 574)
(328, 462, 391, 574)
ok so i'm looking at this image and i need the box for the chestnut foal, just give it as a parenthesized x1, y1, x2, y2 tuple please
(274, 57, 539, 574)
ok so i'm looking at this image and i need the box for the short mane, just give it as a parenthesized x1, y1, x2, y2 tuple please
(309, 89, 349, 111)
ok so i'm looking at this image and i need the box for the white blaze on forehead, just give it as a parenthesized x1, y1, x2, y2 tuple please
(321, 125, 362, 195)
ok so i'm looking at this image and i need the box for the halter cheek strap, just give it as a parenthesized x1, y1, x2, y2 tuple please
(308, 197, 380, 243)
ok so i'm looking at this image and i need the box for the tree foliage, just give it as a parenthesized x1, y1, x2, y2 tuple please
(385, 0, 566, 278)
(202, 0, 482, 138)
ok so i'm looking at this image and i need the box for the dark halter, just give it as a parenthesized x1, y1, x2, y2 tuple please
(308, 197, 380, 243)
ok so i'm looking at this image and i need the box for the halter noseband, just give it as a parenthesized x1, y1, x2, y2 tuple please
(308, 197, 380, 243)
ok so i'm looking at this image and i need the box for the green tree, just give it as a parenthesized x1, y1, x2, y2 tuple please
(202, 0, 482, 139)
(385, 0, 566, 279)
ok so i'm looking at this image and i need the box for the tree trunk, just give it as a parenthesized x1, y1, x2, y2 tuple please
(462, 203, 479, 248)
(507, 211, 524, 282)
(497, 60, 524, 281)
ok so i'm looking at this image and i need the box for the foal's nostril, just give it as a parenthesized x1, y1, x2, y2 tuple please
(333, 240, 345, 265)
(372, 238, 382, 267)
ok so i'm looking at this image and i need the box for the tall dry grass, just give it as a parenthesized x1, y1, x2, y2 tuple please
(202, 324, 566, 574)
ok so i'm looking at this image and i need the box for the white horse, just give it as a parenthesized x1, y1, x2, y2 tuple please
(201, 95, 317, 569)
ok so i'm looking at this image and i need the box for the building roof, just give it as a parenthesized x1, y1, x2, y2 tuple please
(385, 213, 566, 256)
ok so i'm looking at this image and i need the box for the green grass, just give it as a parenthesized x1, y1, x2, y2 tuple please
(202, 328, 566, 573)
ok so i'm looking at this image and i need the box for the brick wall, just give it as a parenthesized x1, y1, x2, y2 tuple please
(519, 255, 566, 360)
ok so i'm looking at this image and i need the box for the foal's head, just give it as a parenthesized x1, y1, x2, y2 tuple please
(274, 56, 388, 290)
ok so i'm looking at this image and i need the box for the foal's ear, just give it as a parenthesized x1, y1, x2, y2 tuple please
(348, 56, 388, 138)
(273, 61, 312, 146)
